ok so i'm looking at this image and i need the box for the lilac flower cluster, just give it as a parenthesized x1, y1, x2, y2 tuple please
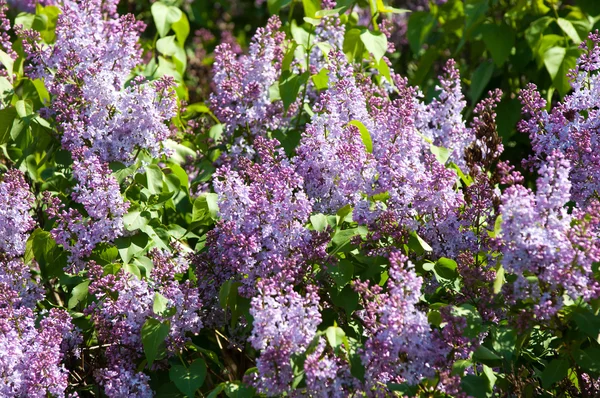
(206, 137, 318, 295)
(498, 152, 600, 319)
(247, 282, 321, 395)
(86, 248, 202, 397)
(295, 51, 376, 213)
(210, 16, 286, 140)
(518, 31, 600, 206)
(0, 170, 76, 398)
(47, 150, 129, 272)
(0, 170, 36, 258)
(24, 0, 177, 164)
(354, 252, 448, 394)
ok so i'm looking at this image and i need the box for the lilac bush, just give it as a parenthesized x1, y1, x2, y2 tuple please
(1, 0, 600, 397)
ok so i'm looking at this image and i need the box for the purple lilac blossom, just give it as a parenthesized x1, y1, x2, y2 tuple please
(518, 31, 600, 206)
(498, 151, 600, 320)
(207, 137, 318, 295)
(86, 248, 202, 398)
(210, 16, 286, 140)
(295, 51, 376, 214)
(47, 150, 129, 271)
(0, 170, 36, 258)
(247, 281, 321, 396)
(354, 252, 448, 395)
(23, 0, 177, 164)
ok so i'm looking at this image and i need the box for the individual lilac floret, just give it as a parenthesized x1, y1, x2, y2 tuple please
(247, 281, 321, 396)
(0, 170, 36, 258)
(354, 252, 448, 395)
(498, 152, 600, 320)
(295, 51, 376, 214)
(208, 137, 316, 294)
(23, 0, 177, 164)
(47, 150, 129, 271)
(210, 16, 286, 139)
(415, 59, 473, 169)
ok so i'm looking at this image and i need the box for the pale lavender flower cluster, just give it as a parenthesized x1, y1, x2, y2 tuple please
(0, 0, 14, 62)
(0, 170, 36, 258)
(208, 137, 316, 294)
(247, 282, 321, 396)
(518, 31, 600, 206)
(24, 0, 177, 164)
(295, 51, 376, 213)
(210, 16, 286, 140)
(86, 249, 202, 397)
(415, 60, 473, 169)
(354, 252, 448, 394)
(47, 150, 129, 271)
(0, 170, 76, 397)
(498, 152, 600, 319)
(0, 307, 75, 397)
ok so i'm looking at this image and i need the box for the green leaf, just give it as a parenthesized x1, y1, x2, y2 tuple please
(142, 318, 170, 366)
(267, 0, 292, 14)
(329, 260, 354, 289)
(469, 61, 494, 103)
(279, 71, 309, 113)
(68, 281, 90, 309)
(153, 292, 170, 316)
(552, 47, 580, 96)
(171, 13, 190, 45)
(348, 120, 373, 153)
(574, 347, 600, 373)
(123, 209, 150, 231)
(325, 326, 345, 349)
(0, 106, 17, 144)
(302, 0, 320, 18)
(451, 304, 483, 339)
(15, 100, 34, 119)
(479, 23, 515, 66)
(310, 213, 328, 232)
(541, 359, 569, 389)
(473, 345, 502, 367)
(430, 143, 451, 164)
(557, 18, 581, 44)
(0, 50, 14, 82)
(170, 358, 207, 397)
(360, 30, 388, 63)
(544, 46, 567, 80)
(343, 28, 365, 62)
(525, 16, 554, 51)
(407, 231, 432, 255)
(151, 2, 183, 37)
(407, 11, 436, 54)
(311, 68, 329, 90)
(461, 374, 491, 398)
(192, 193, 219, 224)
(435, 257, 458, 279)
(376, 0, 409, 14)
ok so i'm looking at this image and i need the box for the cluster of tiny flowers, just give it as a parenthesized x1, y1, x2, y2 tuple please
(47, 150, 129, 271)
(518, 31, 600, 207)
(0, 170, 36, 258)
(295, 51, 376, 214)
(354, 252, 448, 395)
(23, 0, 177, 164)
(415, 60, 473, 169)
(0, 170, 76, 398)
(247, 281, 321, 396)
(210, 16, 286, 140)
(207, 137, 317, 295)
(0, 0, 14, 62)
(86, 248, 202, 397)
(498, 151, 600, 319)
